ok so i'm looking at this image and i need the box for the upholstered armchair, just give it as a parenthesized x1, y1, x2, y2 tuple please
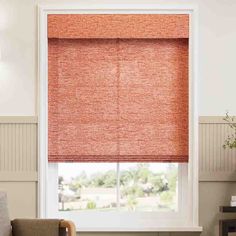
(11, 219, 76, 236)
(0, 192, 76, 236)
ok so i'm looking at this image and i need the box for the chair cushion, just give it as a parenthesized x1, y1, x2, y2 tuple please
(0, 192, 12, 236)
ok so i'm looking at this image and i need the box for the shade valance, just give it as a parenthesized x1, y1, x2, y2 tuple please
(48, 14, 189, 39)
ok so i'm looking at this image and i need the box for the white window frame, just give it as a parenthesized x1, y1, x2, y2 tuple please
(38, 3, 201, 232)
(47, 163, 189, 231)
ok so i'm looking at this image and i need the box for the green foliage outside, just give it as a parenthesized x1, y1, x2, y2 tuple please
(59, 163, 177, 211)
(86, 201, 96, 209)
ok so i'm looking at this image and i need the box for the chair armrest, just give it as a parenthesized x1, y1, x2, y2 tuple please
(60, 220, 76, 236)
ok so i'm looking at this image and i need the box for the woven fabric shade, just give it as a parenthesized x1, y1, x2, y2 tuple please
(48, 14, 189, 162)
(48, 14, 189, 39)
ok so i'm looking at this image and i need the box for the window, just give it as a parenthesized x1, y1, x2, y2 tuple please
(39, 7, 200, 232)
(58, 163, 178, 212)
(47, 162, 189, 229)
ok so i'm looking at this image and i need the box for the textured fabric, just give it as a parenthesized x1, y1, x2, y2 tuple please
(0, 192, 12, 236)
(48, 14, 189, 39)
(11, 219, 61, 236)
(48, 38, 188, 162)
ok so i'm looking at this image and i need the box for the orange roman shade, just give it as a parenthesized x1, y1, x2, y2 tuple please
(48, 14, 189, 162)
(48, 14, 189, 39)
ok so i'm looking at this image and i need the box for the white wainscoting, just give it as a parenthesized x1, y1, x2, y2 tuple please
(0, 116, 38, 181)
(199, 117, 236, 181)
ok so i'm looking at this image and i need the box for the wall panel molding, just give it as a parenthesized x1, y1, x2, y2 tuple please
(0, 117, 37, 182)
(199, 116, 225, 124)
(199, 172, 236, 182)
(199, 116, 236, 181)
(0, 116, 37, 123)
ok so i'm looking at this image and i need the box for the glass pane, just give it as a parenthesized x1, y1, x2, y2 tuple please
(119, 163, 178, 212)
(58, 163, 117, 211)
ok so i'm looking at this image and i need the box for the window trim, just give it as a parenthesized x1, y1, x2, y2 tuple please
(38, 3, 200, 232)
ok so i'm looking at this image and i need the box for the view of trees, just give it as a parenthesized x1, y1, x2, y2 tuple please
(58, 163, 178, 212)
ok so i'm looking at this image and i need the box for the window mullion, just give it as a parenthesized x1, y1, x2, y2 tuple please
(116, 162, 120, 210)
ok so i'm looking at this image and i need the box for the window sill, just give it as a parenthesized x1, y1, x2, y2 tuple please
(76, 226, 203, 232)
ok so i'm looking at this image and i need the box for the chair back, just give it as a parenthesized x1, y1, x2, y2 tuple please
(0, 191, 12, 236)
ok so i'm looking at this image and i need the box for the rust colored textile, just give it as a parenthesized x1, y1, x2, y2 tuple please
(48, 38, 188, 162)
(48, 14, 189, 39)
